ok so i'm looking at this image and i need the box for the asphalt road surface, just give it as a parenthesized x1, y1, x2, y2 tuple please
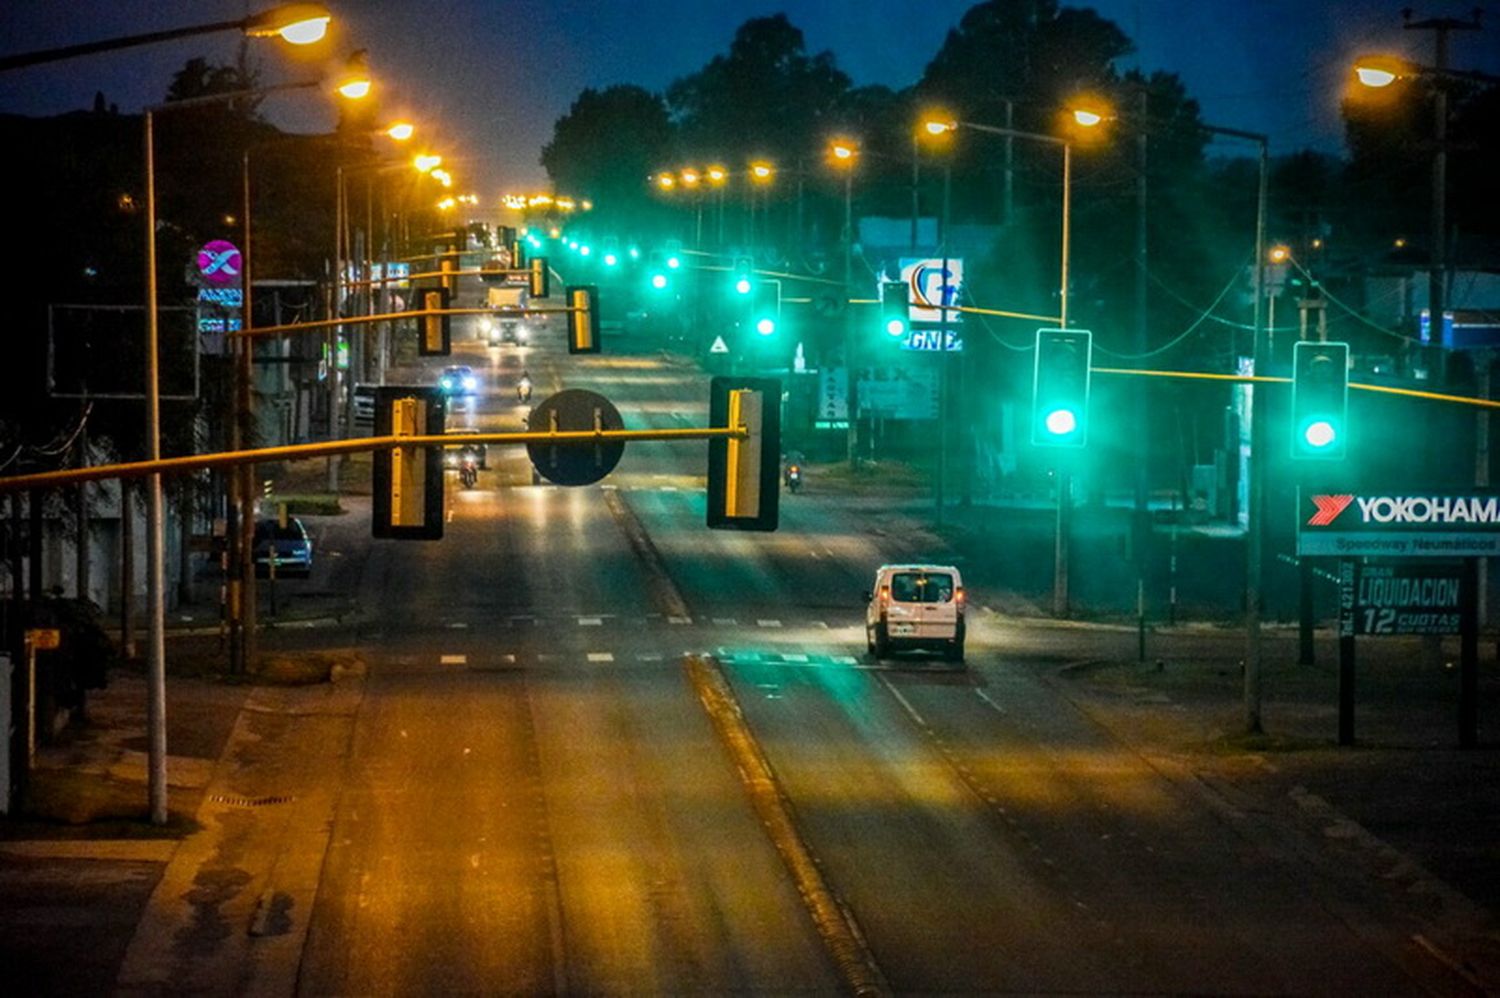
(284, 272, 1459, 994)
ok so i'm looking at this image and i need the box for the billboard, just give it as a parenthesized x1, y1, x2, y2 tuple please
(1298, 489, 1500, 557)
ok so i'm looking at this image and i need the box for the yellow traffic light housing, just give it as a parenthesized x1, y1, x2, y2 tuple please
(707, 377, 781, 531)
(529, 256, 550, 298)
(568, 285, 600, 354)
(372, 387, 446, 539)
(416, 286, 451, 356)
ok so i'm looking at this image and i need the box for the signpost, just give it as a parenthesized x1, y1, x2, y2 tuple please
(1302, 490, 1490, 746)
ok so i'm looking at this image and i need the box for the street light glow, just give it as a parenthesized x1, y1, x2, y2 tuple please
(657, 173, 675, 189)
(749, 161, 774, 182)
(681, 168, 700, 186)
(1071, 108, 1104, 127)
(385, 121, 414, 141)
(334, 50, 372, 100)
(923, 119, 955, 135)
(1353, 56, 1403, 88)
(414, 154, 441, 173)
(1268, 245, 1290, 263)
(706, 165, 727, 184)
(243, 4, 332, 44)
(829, 139, 858, 164)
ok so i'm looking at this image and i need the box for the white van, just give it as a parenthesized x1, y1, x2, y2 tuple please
(864, 564, 965, 663)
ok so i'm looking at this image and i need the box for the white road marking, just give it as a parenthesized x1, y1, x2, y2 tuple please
(501, 654, 516, 664)
(814, 621, 830, 629)
(578, 617, 603, 626)
(660, 486, 678, 492)
(757, 619, 782, 628)
(440, 654, 467, 665)
(448, 622, 469, 629)
(783, 653, 809, 663)
(636, 652, 664, 662)
(833, 655, 858, 665)
(668, 616, 692, 625)
(712, 618, 737, 626)
(587, 652, 614, 663)
(601, 483, 618, 491)
(974, 688, 1007, 714)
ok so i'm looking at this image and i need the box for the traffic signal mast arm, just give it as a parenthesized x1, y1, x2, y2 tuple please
(233, 302, 583, 340)
(0, 425, 749, 494)
(1092, 367, 1500, 410)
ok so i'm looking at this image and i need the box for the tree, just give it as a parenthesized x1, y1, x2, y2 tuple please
(666, 15, 851, 166)
(541, 84, 674, 233)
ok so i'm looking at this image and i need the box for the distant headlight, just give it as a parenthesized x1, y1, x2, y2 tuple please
(479, 318, 493, 334)
(440, 377, 453, 389)
(444, 453, 458, 467)
(516, 326, 530, 342)
(461, 376, 478, 391)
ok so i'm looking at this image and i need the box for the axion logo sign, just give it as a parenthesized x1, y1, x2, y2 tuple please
(1307, 494, 1354, 526)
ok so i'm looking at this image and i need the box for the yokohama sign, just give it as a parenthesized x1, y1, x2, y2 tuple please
(1298, 489, 1500, 557)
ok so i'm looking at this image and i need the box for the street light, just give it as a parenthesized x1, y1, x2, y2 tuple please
(1068, 93, 1270, 728)
(0, 3, 331, 71)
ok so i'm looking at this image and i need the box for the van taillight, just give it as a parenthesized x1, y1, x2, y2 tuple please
(879, 585, 890, 605)
(955, 586, 965, 605)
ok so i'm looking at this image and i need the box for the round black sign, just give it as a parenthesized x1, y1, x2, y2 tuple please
(526, 389, 625, 486)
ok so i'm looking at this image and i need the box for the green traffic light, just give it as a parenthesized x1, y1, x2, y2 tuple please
(734, 277, 752, 295)
(756, 317, 776, 336)
(650, 273, 668, 290)
(666, 256, 681, 269)
(1302, 419, 1338, 449)
(604, 253, 618, 266)
(885, 318, 906, 337)
(1044, 408, 1078, 436)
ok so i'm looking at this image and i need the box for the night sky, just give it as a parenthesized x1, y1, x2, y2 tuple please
(3, 1, 1497, 194)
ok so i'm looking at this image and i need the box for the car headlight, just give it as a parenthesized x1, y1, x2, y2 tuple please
(445, 453, 457, 466)
(440, 377, 452, 389)
(462, 376, 477, 391)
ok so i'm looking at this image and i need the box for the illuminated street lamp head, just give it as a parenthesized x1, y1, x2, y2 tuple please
(1268, 245, 1290, 264)
(430, 168, 453, 188)
(385, 121, 414, 141)
(656, 173, 676, 190)
(243, 3, 331, 44)
(829, 139, 858, 165)
(1353, 55, 1403, 88)
(749, 161, 774, 183)
(681, 168, 701, 187)
(414, 154, 441, 173)
(923, 118, 956, 136)
(1071, 107, 1104, 128)
(706, 165, 727, 185)
(335, 49, 372, 100)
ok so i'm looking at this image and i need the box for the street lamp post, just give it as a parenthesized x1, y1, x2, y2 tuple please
(143, 66, 363, 821)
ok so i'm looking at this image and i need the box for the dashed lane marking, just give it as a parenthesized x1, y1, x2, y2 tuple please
(757, 619, 782, 628)
(974, 688, 1006, 714)
(501, 653, 516, 664)
(448, 622, 469, 629)
(440, 654, 467, 665)
(587, 652, 614, 663)
(578, 617, 603, 626)
(668, 616, 692, 625)
(636, 652, 664, 662)
(713, 618, 738, 626)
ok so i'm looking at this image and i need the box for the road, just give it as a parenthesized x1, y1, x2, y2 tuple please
(250, 267, 1468, 995)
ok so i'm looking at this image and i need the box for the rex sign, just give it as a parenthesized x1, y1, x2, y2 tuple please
(1298, 489, 1500, 557)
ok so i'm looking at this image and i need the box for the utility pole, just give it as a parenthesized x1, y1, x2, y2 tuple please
(1133, 88, 1150, 664)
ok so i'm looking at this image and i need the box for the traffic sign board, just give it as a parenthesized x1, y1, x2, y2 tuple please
(1298, 489, 1500, 557)
(709, 335, 729, 354)
(526, 389, 625, 486)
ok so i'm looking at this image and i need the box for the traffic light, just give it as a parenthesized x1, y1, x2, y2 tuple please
(707, 376, 781, 531)
(751, 279, 780, 336)
(372, 387, 446, 540)
(529, 256, 550, 298)
(879, 281, 909, 339)
(1031, 327, 1092, 447)
(416, 286, 451, 356)
(567, 285, 600, 354)
(731, 256, 754, 296)
(1291, 340, 1349, 460)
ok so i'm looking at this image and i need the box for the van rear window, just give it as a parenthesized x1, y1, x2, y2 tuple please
(890, 572, 954, 603)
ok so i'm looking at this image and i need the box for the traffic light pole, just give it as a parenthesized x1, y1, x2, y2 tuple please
(1244, 138, 1269, 735)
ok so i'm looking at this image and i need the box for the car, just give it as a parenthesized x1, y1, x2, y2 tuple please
(444, 429, 488, 469)
(864, 564, 965, 663)
(253, 517, 313, 578)
(352, 383, 376, 428)
(437, 364, 478, 396)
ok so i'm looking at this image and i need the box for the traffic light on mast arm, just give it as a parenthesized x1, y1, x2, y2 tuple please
(879, 280, 909, 340)
(1291, 340, 1349, 460)
(1031, 328, 1092, 447)
(416, 285, 451, 356)
(707, 376, 781, 531)
(567, 285, 601, 354)
(529, 256, 550, 298)
(372, 387, 447, 540)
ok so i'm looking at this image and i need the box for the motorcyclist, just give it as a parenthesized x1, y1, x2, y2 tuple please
(518, 370, 534, 402)
(459, 448, 479, 488)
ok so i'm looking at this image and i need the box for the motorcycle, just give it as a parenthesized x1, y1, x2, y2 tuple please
(459, 455, 479, 489)
(784, 464, 802, 493)
(517, 377, 533, 402)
